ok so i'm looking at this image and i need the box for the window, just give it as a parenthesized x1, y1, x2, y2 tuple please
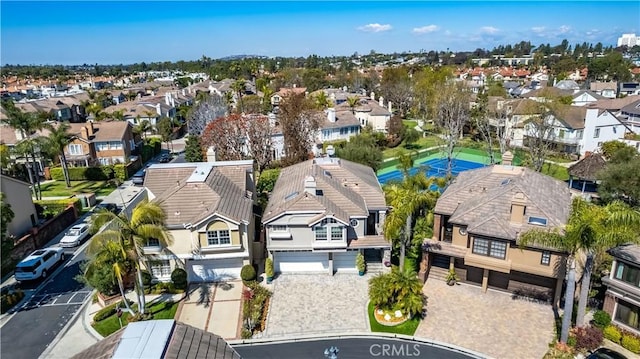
(615, 262, 640, 288)
(68, 144, 83, 155)
(315, 226, 327, 240)
(594, 128, 600, 138)
(207, 230, 231, 246)
(110, 141, 123, 150)
(98, 157, 110, 165)
(272, 225, 287, 232)
(331, 227, 343, 240)
(541, 251, 551, 266)
(528, 216, 548, 226)
(146, 238, 160, 247)
(559, 130, 565, 139)
(472, 238, 507, 259)
(614, 299, 640, 330)
(314, 218, 343, 241)
(150, 260, 171, 278)
(96, 142, 109, 151)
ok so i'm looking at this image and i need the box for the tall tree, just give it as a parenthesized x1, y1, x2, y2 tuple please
(44, 122, 73, 188)
(187, 93, 227, 136)
(84, 239, 134, 314)
(89, 201, 173, 315)
(201, 114, 247, 161)
(156, 117, 174, 153)
(520, 96, 558, 172)
(184, 134, 204, 162)
(231, 79, 246, 113)
(278, 92, 322, 166)
(470, 89, 497, 164)
(380, 67, 412, 117)
(336, 129, 382, 171)
(346, 96, 360, 113)
(244, 114, 273, 172)
(434, 81, 471, 177)
(597, 144, 640, 207)
(412, 67, 453, 120)
(1, 192, 15, 264)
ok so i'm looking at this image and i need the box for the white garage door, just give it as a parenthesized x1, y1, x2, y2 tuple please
(333, 251, 358, 273)
(187, 258, 243, 282)
(275, 252, 329, 273)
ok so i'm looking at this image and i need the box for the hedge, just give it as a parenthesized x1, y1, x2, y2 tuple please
(93, 299, 134, 322)
(35, 198, 82, 213)
(50, 166, 114, 181)
(113, 162, 141, 182)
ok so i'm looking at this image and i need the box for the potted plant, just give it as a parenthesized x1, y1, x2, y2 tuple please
(445, 268, 459, 286)
(265, 257, 274, 284)
(356, 252, 366, 276)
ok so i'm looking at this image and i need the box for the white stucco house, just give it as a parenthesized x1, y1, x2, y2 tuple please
(581, 108, 633, 156)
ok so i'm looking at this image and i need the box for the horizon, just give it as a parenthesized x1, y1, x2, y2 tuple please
(1, 1, 638, 66)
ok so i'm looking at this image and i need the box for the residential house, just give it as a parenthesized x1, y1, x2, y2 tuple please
(0, 175, 38, 238)
(425, 153, 571, 305)
(572, 90, 605, 107)
(602, 244, 640, 336)
(354, 92, 392, 133)
(262, 157, 389, 275)
(312, 107, 361, 156)
(619, 82, 640, 97)
(619, 99, 640, 133)
(270, 87, 308, 108)
(522, 105, 586, 155)
(582, 108, 635, 156)
(589, 81, 617, 99)
(143, 160, 258, 283)
(65, 121, 137, 166)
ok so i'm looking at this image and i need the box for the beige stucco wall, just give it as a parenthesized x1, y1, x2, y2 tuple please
(163, 229, 195, 256)
(1, 177, 37, 237)
(452, 225, 468, 247)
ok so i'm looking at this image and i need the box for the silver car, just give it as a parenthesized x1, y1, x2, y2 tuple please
(60, 223, 91, 248)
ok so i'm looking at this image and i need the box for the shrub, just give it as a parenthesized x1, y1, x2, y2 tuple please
(140, 270, 152, 287)
(265, 257, 274, 278)
(592, 310, 611, 328)
(35, 198, 82, 215)
(622, 334, 640, 354)
(566, 335, 577, 348)
(170, 268, 188, 290)
(603, 325, 622, 344)
(93, 299, 132, 322)
(50, 166, 114, 181)
(241, 264, 257, 283)
(572, 326, 603, 352)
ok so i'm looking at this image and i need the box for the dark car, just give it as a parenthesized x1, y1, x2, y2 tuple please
(95, 202, 118, 213)
(132, 168, 146, 185)
(159, 154, 172, 163)
(587, 348, 628, 359)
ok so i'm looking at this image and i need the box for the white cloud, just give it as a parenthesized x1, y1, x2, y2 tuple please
(480, 26, 499, 34)
(358, 23, 392, 33)
(559, 25, 571, 34)
(585, 29, 600, 36)
(531, 26, 546, 34)
(412, 25, 439, 34)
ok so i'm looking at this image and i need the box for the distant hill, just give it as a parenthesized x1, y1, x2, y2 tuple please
(217, 54, 269, 61)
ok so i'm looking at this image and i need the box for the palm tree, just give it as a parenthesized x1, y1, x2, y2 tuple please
(383, 154, 445, 272)
(314, 91, 332, 110)
(231, 79, 246, 113)
(134, 119, 152, 140)
(45, 122, 73, 188)
(84, 239, 134, 313)
(89, 200, 173, 315)
(346, 96, 360, 113)
(519, 198, 640, 343)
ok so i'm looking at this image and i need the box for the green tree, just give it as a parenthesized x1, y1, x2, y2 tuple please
(231, 79, 246, 113)
(599, 140, 630, 159)
(597, 145, 640, 207)
(89, 201, 173, 315)
(346, 96, 360, 113)
(336, 130, 383, 171)
(83, 240, 134, 313)
(184, 134, 203, 162)
(368, 269, 425, 317)
(1, 192, 15, 263)
(157, 117, 174, 153)
(44, 122, 73, 188)
(134, 119, 152, 140)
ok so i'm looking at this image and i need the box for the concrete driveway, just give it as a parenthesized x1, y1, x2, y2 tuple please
(177, 281, 243, 340)
(416, 279, 556, 359)
(262, 274, 370, 338)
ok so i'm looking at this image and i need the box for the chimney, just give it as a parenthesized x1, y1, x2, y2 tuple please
(502, 151, 514, 166)
(510, 192, 527, 224)
(155, 103, 161, 115)
(14, 129, 24, 141)
(388, 101, 392, 113)
(87, 121, 94, 136)
(80, 126, 89, 140)
(370, 91, 375, 101)
(378, 96, 384, 107)
(206, 146, 216, 162)
(303, 175, 316, 195)
(327, 108, 336, 123)
(268, 113, 277, 127)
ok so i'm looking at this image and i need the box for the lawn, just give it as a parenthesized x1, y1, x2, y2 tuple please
(541, 162, 570, 181)
(368, 302, 420, 336)
(382, 135, 442, 159)
(39, 180, 117, 198)
(92, 300, 179, 337)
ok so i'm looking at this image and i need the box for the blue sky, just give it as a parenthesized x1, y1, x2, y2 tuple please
(1, 1, 638, 65)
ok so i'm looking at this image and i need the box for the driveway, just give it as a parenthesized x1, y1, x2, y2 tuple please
(177, 281, 243, 340)
(263, 274, 370, 338)
(416, 279, 555, 359)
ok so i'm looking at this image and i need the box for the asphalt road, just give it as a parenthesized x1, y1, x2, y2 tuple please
(1, 248, 91, 359)
(233, 338, 482, 359)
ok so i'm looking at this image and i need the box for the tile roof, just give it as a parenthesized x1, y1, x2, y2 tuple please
(587, 95, 640, 111)
(435, 164, 571, 246)
(263, 157, 387, 223)
(589, 81, 617, 92)
(552, 105, 586, 129)
(572, 90, 605, 100)
(608, 244, 640, 265)
(321, 108, 360, 130)
(521, 87, 574, 99)
(144, 161, 255, 227)
(67, 121, 131, 142)
(620, 99, 640, 116)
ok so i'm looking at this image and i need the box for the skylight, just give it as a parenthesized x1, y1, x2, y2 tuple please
(528, 216, 548, 226)
(501, 178, 511, 186)
(284, 191, 299, 201)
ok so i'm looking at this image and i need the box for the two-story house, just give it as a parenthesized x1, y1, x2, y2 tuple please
(582, 108, 635, 156)
(65, 121, 137, 166)
(522, 105, 586, 155)
(0, 175, 38, 237)
(354, 93, 392, 133)
(589, 81, 617, 99)
(262, 157, 389, 275)
(603, 244, 640, 336)
(312, 107, 361, 156)
(143, 160, 258, 283)
(425, 152, 571, 305)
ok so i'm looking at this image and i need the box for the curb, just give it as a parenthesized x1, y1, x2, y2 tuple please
(38, 289, 98, 359)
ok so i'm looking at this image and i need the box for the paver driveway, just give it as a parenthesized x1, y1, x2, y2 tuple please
(178, 281, 242, 339)
(416, 279, 556, 359)
(263, 274, 370, 338)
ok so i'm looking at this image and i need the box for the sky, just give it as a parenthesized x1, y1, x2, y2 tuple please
(1, 1, 639, 66)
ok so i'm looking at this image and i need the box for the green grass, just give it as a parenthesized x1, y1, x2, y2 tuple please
(92, 300, 179, 337)
(368, 302, 420, 335)
(541, 162, 570, 181)
(39, 180, 117, 198)
(382, 135, 442, 159)
(403, 120, 418, 129)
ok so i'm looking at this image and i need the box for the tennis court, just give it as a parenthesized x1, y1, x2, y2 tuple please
(377, 157, 487, 185)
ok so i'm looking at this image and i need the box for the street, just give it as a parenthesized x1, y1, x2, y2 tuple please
(233, 338, 482, 359)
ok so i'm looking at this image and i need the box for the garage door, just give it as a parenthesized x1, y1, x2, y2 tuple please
(187, 258, 243, 282)
(333, 251, 358, 273)
(275, 252, 329, 273)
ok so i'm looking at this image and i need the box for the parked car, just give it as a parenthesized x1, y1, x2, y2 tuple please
(14, 248, 65, 281)
(59, 223, 91, 248)
(132, 168, 146, 185)
(159, 154, 172, 163)
(95, 202, 119, 213)
(587, 348, 628, 359)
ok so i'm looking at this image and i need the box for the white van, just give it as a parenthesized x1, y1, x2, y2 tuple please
(15, 248, 65, 281)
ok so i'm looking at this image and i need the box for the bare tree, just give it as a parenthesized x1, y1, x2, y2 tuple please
(435, 81, 471, 177)
(187, 93, 227, 136)
(245, 114, 273, 172)
(278, 93, 322, 166)
(522, 101, 557, 172)
(200, 113, 246, 161)
(470, 90, 497, 164)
